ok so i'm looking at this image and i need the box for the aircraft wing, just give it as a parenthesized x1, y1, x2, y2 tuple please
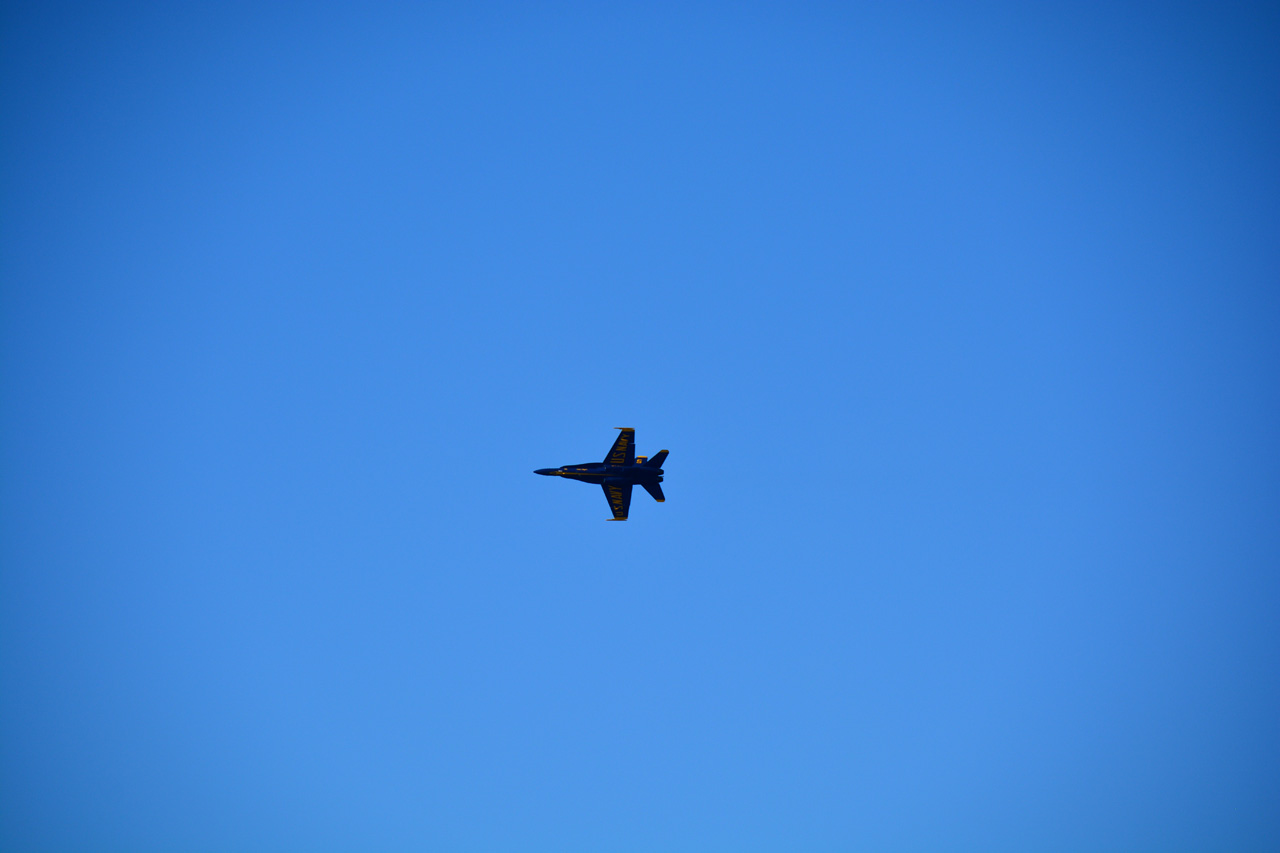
(602, 483, 632, 520)
(603, 427, 636, 466)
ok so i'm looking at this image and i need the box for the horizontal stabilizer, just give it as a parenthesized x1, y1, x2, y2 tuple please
(641, 481, 665, 503)
(643, 450, 668, 468)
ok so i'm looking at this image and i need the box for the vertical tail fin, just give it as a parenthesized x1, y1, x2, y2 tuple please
(643, 450, 668, 468)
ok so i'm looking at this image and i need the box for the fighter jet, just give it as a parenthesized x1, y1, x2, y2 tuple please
(534, 428, 668, 520)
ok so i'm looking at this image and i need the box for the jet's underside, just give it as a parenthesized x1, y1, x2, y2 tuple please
(534, 428, 668, 520)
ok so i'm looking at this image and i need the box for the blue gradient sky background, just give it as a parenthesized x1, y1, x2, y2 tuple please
(3, 2, 1278, 851)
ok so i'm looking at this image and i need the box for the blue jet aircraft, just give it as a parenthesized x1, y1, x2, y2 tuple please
(534, 428, 668, 520)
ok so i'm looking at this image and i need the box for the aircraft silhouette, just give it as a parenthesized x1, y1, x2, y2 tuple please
(534, 428, 668, 520)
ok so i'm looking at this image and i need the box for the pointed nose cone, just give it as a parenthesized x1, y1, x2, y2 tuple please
(534, 468, 559, 476)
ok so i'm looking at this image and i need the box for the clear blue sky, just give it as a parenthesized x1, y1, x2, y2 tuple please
(3, 2, 1278, 851)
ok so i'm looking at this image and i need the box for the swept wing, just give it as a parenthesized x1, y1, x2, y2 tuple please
(602, 482, 633, 520)
(604, 428, 636, 466)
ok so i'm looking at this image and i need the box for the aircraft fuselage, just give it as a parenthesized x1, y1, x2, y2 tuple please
(534, 463, 664, 485)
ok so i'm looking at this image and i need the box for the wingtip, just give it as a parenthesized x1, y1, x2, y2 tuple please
(614, 426, 634, 431)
